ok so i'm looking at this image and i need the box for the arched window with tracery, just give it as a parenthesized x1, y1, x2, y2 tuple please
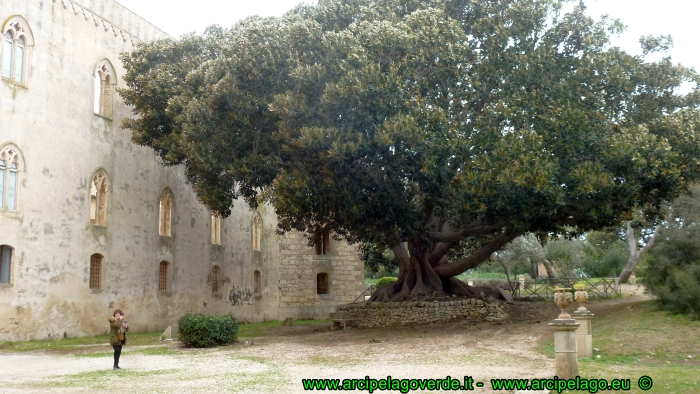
(93, 59, 115, 117)
(0, 145, 21, 212)
(159, 261, 169, 292)
(159, 188, 173, 237)
(252, 212, 262, 251)
(2, 16, 33, 84)
(89, 253, 103, 290)
(90, 170, 108, 226)
(211, 213, 221, 245)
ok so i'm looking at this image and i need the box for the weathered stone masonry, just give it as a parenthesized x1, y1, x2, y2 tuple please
(0, 0, 364, 341)
(333, 298, 508, 327)
(277, 231, 365, 319)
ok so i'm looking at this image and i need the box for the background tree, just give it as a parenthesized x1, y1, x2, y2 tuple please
(492, 233, 544, 280)
(360, 242, 399, 279)
(544, 237, 587, 279)
(120, 0, 700, 301)
(619, 219, 661, 283)
(582, 230, 629, 278)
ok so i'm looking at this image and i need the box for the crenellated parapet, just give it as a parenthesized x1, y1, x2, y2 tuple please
(49, 0, 171, 46)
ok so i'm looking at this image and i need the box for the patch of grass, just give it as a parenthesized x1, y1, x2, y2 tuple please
(237, 319, 330, 338)
(538, 300, 700, 393)
(0, 331, 164, 353)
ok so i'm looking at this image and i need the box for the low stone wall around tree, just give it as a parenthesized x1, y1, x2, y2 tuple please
(333, 298, 508, 327)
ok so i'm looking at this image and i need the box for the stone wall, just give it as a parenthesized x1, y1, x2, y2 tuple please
(278, 231, 365, 320)
(333, 298, 508, 327)
(0, 0, 363, 340)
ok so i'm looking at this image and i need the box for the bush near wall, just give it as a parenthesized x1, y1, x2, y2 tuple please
(376, 277, 398, 286)
(178, 313, 238, 348)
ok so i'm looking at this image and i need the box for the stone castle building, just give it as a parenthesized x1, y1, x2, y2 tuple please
(0, 0, 364, 341)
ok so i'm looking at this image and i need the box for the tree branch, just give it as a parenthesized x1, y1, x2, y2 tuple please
(428, 221, 504, 242)
(427, 221, 506, 266)
(428, 241, 459, 266)
(433, 232, 521, 278)
(626, 221, 638, 257)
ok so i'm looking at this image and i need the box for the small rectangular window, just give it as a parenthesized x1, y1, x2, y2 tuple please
(314, 226, 330, 255)
(0, 246, 11, 284)
(89, 254, 102, 290)
(159, 261, 169, 292)
(212, 265, 220, 293)
(254, 270, 260, 295)
(317, 273, 329, 295)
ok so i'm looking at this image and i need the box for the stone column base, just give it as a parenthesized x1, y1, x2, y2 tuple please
(549, 319, 580, 379)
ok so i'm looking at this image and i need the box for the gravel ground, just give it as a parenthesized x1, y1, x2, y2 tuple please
(0, 288, 648, 394)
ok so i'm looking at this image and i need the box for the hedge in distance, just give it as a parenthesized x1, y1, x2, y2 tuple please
(376, 277, 398, 287)
(178, 313, 238, 348)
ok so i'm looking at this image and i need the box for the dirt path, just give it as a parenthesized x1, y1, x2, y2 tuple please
(0, 293, 650, 394)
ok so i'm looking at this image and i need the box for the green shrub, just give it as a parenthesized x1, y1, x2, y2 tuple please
(178, 313, 238, 348)
(376, 276, 398, 286)
(644, 230, 700, 320)
(643, 189, 700, 320)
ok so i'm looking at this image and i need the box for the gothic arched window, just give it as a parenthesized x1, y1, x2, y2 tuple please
(2, 16, 33, 84)
(211, 213, 221, 245)
(0, 145, 21, 212)
(159, 188, 173, 236)
(90, 169, 108, 226)
(93, 59, 116, 117)
(252, 213, 262, 251)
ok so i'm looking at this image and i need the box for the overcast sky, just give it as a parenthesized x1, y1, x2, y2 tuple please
(115, 0, 700, 71)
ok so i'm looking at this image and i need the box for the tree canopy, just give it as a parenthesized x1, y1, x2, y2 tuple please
(120, 0, 700, 301)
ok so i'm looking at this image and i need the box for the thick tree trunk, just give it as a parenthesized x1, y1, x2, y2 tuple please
(368, 234, 519, 302)
(542, 259, 556, 285)
(619, 222, 660, 283)
(368, 243, 480, 301)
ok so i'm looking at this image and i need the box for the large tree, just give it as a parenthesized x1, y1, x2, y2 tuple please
(119, 0, 700, 301)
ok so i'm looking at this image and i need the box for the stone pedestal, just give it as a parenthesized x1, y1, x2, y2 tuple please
(549, 319, 580, 379)
(573, 311, 594, 358)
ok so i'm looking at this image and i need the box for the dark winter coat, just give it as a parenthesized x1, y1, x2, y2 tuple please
(108, 316, 128, 345)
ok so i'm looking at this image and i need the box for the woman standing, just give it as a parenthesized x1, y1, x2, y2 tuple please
(108, 309, 128, 370)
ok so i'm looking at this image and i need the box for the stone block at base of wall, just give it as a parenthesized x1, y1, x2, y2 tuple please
(333, 298, 508, 327)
